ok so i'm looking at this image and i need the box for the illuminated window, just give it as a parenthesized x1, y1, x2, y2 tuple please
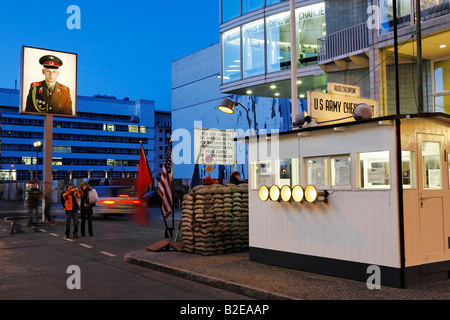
(266, 11, 291, 73)
(275, 158, 299, 187)
(296, 3, 325, 65)
(222, 27, 241, 83)
(433, 58, 450, 114)
(128, 125, 139, 132)
(243, 19, 265, 78)
(104, 124, 115, 131)
(357, 151, 390, 189)
(422, 142, 442, 190)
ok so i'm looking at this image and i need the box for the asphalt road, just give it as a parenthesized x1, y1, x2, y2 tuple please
(0, 200, 253, 301)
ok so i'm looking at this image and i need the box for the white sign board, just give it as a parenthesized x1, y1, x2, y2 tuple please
(327, 82, 360, 97)
(194, 128, 236, 165)
(307, 91, 378, 125)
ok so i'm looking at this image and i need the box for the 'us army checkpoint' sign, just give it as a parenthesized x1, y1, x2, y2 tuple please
(194, 128, 236, 165)
(307, 83, 378, 125)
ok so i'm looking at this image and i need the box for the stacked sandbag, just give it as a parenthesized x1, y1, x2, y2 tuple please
(181, 192, 195, 253)
(239, 183, 249, 251)
(193, 187, 216, 256)
(180, 183, 249, 256)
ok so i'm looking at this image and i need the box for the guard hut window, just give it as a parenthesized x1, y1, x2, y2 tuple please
(422, 141, 442, 190)
(357, 151, 391, 189)
(402, 151, 416, 189)
(275, 158, 299, 187)
(251, 160, 273, 190)
(306, 157, 328, 188)
(331, 156, 351, 188)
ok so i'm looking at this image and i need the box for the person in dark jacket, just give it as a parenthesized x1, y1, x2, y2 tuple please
(80, 182, 94, 237)
(229, 171, 243, 185)
(27, 184, 42, 227)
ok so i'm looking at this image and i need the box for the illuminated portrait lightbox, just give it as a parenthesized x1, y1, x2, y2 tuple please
(20, 46, 77, 117)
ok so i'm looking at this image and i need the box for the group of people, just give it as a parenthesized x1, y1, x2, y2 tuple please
(61, 182, 94, 239)
(202, 171, 244, 186)
(26, 182, 94, 239)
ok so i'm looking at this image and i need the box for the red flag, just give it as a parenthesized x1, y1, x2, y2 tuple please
(159, 141, 172, 219)
(135, 144, 152, 225)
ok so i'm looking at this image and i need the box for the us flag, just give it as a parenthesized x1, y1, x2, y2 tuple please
(159, 141, 172, 219)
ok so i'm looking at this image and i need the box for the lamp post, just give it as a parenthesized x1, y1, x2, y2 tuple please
(33, 140, 42, 183)
(218, 98, 256, 135)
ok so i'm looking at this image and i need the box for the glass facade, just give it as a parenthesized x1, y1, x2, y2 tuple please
(243, 19, 265, 78)
(296, 3, 325, 65)
(221, 2, 326, 82)
(379, 0, 449, 35)
(434, 58, 450, 113)
(222, 27, 241, 83)
(266, 11, 292, 73)
(242, 0, 264, 15)
(222, 0, 240, 23)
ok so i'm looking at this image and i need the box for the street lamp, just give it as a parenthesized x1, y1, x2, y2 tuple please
(33, 140, 42, 182)
(218, 98, 256, 135)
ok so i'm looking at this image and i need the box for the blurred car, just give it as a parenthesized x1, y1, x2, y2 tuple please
(93, 186, 142, 217)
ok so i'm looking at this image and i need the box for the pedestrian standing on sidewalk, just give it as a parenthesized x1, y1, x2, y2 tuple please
(42, 182, 54, 225)
(63, 184, 83, 239)
(26, 183, 42, 227)
(80, 182, 94, 237)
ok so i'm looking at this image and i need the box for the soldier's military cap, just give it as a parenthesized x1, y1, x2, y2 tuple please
(39, 55, 63, 69)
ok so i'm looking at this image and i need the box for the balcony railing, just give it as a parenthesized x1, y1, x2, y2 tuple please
(317, 23, 369, 63)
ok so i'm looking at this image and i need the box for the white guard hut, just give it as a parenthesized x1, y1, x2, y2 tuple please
(245, 113, 450, 288)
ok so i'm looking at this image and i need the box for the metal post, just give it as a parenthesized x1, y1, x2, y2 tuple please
(290, 0, 298, 128)
(416, 0, 423, 113)
(42, 115, 54, 221)
(393, 0, 406, 288)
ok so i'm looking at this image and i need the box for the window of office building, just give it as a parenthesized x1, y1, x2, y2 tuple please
(222, 0, 240, 23)
(433, 58, 450, 114)
(242, 0, 264, 15)
(379, 0, 411, 34)
(243, 19, 265, 78)
(266, 0, 286, 5)
(296, 3, 325, 65)
(222, 27, 242, 83)
(266, 11, 291, 73)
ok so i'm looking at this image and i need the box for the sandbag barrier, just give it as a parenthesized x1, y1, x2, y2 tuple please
(181, 184, 249, 256)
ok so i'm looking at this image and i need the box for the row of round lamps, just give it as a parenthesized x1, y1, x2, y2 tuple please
(258, 185, 328, 203)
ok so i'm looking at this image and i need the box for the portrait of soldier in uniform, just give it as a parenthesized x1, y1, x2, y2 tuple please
(25, 55, 73, 115)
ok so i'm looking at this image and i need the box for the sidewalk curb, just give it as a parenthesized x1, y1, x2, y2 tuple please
(124, 252, 295, 300)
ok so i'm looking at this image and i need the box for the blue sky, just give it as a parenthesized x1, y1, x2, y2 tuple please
(0, 1, 219, 110)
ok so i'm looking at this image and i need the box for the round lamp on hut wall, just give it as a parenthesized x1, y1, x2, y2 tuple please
(258, 185, 269, 202)
(269, 185, 281, 202)
(291, 185, 304, 202)
(280, 185, 292, 202)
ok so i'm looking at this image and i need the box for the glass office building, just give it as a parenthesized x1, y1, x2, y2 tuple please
(0, 88, 169, 183)
(220, 0, 450, 116)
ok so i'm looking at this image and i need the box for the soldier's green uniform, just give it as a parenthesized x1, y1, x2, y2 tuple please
(25, 55, 73, 115)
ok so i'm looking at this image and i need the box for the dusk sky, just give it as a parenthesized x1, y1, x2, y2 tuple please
(0, 1, 219, 111)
